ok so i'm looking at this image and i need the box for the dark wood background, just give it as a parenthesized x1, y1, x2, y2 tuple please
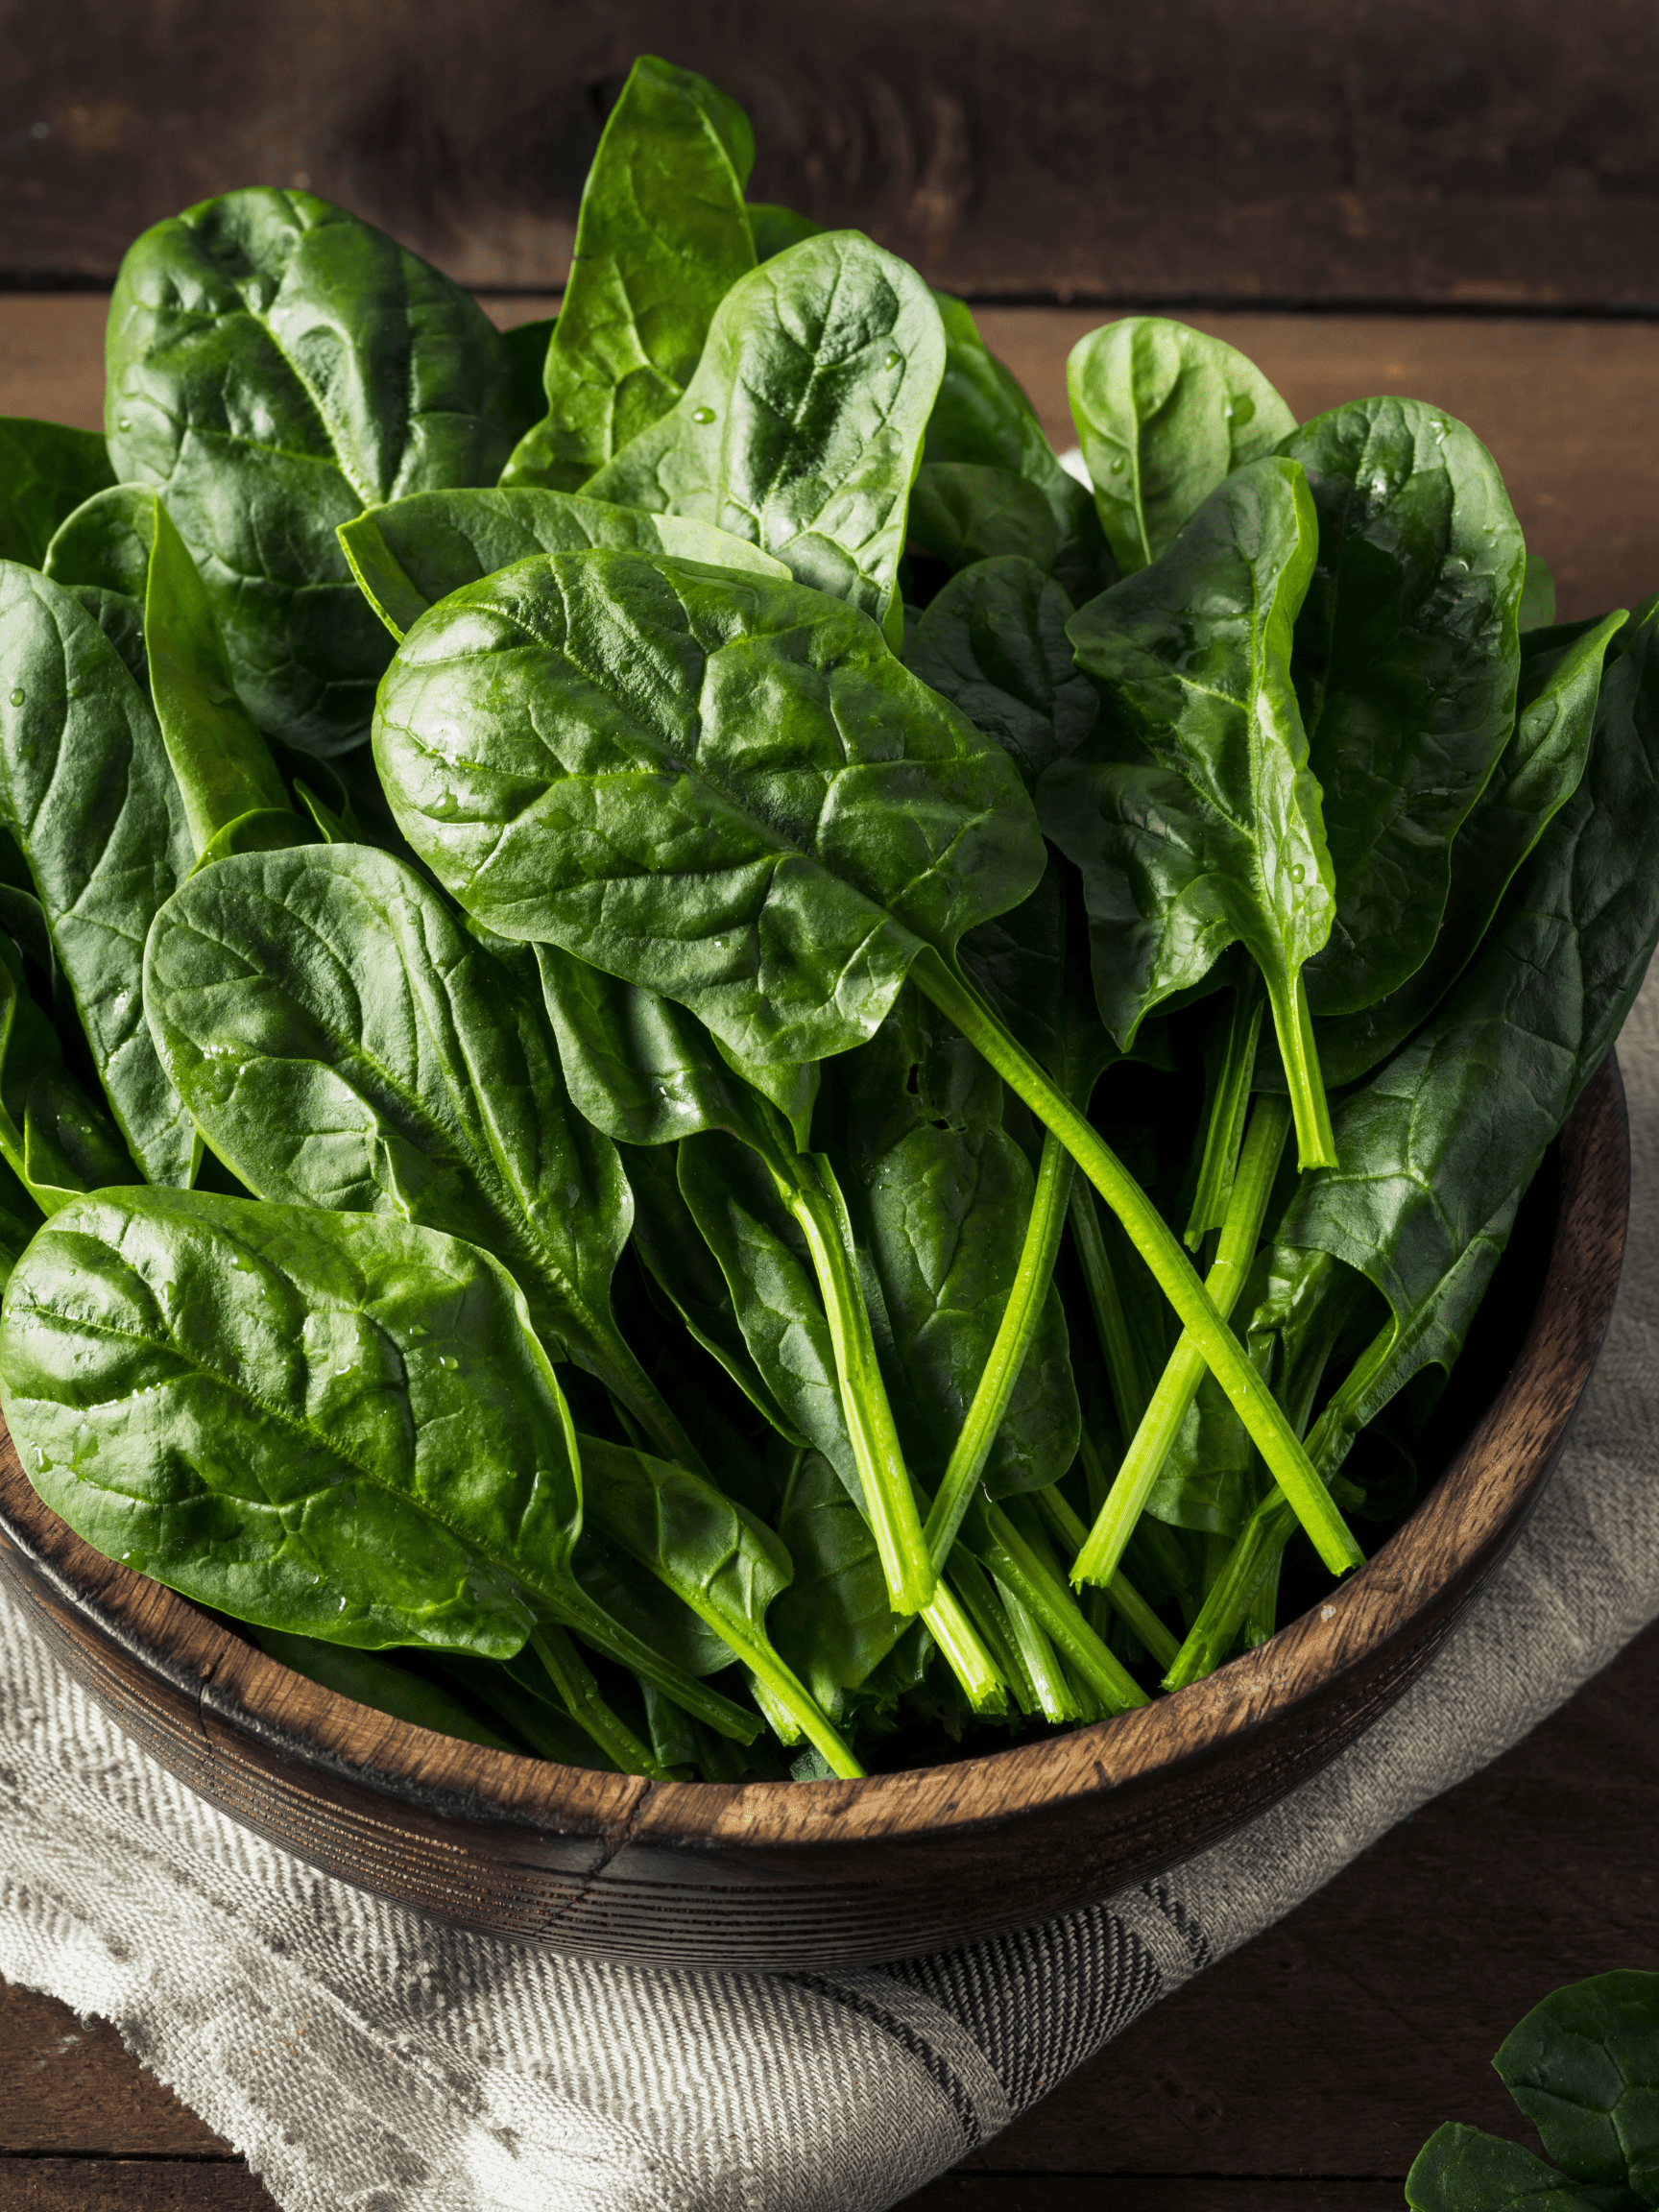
(5, 0, 1659, 306)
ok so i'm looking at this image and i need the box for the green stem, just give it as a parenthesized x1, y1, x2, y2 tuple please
(923, 1579, 1010, 1716)
(1031, 1482, 1181, 1672)
(528, 1626, 671, 1777)
(773, 1153, 937, 1616)
(543, 1580, 761, 1744)
(997, 1584, 1080, 1724)
(1161, 1496, 1292, 1690)
(1069, 1181, 1153, 1439)
(1186, 974, 1266, 1248)
(925, 1129, 1073, 1569)
(708, 1624, 864, 1780)
(966, 1497, 1148, 1714)
(949, 1553, 1039, 1718)
(1261, 963, 1337, 1172)
(1243, 1544, 1283, 1648)
(1071, 1095, 1293, 1592)
(912, 947, 1363, 1580)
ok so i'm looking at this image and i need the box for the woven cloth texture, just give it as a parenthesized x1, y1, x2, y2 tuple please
(2, 964, 1658, 2212)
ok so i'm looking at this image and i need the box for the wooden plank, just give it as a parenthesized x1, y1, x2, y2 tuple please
(6, 1, 1659, 305)
(8, 295, 1657, 625)
(0, 2162, 271, 2210)
(904, 2184, 1406, 2210)
(0, 1984, 223, 2156)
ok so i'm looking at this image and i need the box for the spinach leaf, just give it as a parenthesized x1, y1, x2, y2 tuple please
(1286, 596, 1659, 1472)
(1407, 2125, 1638, 2211)
(49, 484, 303, 862)
(1281, 397, 1527, 1017)
(373, 547, 1044, 1067)
(0, 1189, 588, 1655)
(0, 419, 113, 567)
(1039, 455, 1339, 1166)
(926, 294, 1113, 602)
(1495, 1973, 1659, 2203)
(768, 1446, 908, 1719)
(0, 563, 196, 1184)
(42, 482, 153, 680)
(106, 188, 519, 755)
(536, 942, 818, 1154)
(1307, 610, 1625, 1086)
(0, 935, 134, 1214)
(340, 486, 790, 640)
(1521, 553, 1557, 633)
(1067, 318, 1296, 576)
(827, 987, 1080, 1501)
(907, 556, 1098, 795)
(575, 1431, 863, 1775)
(501, 56, 757, 493)
(0, 1185, 753, 1737)
(578, 234, 946, 644)
(500, 317, 557, 443)
(252, 1627, 519, 1752)
(142, 843, 703, 1474)
(907, 464, 1058, 575)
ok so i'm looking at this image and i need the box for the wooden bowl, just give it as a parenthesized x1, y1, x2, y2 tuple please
(0, 1059, 1627, 1969)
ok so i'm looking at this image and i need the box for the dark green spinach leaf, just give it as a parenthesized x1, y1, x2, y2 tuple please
(0, 418, 113, 567)
(502, 56, 757, 493)
(106, 188, 519, 755)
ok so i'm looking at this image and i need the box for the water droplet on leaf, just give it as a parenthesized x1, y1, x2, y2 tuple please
(691, 406, 716, 425)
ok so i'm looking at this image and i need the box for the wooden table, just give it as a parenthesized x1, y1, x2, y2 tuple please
(2, 297, 1657, 2210)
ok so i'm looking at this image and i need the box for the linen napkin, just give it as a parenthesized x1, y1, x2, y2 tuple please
(3, 963, 1658, 2212)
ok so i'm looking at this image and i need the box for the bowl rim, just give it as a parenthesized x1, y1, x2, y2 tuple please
(0, 1054, 1630, 1859)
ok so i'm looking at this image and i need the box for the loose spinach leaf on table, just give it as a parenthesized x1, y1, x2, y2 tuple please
(579, 233, 945, 644)
(0, 563, 196, 1184)
(1067, 317, 1297, 577)
(502, 55, 757, 493)
(373, 546, 1044, 1067)
(1407, 1971, 1659, 2212)
(1037, 454, 1339, 1166)
(0, 419, 114, 568)
(142, 842, 702, 1474)
(340, 486, 789, 639)
(106, 188, 519, 755)
(1282, 396, 1527, 1018)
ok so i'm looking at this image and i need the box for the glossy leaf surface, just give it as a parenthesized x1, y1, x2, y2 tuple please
(0, 419, 113, 567)
(1038, 457, 1335, 1154)
(1285, 600, 1659, 1454)
(926, 294, 1112, 602)
(1496, 1973, 1659, 2203)
(340, 486, 788, 639)
(0, 563, 196, 1183)
(768, 1446, 906, 1715)
(1067, 318, 1296, 575)
(580, 233, 945, 641)
(0, 936, 133, 1214)
(907, 464, 1058, 575)
(1283, 397, 1527, 1016)
(908, 556, 1097, 795)
(373, 548, 1046, 1067)
(502, 56, 756, 492)
(1406, 2124, 1634, 2212)
(142, 844, 671, 1435)
(1307, 610, 1624, 1086)
(0, 1190, 582, 1657)
(106, 188, 518, 754)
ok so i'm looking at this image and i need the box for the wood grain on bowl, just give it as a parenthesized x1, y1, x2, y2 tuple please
(0, 1059, 1628, 1970)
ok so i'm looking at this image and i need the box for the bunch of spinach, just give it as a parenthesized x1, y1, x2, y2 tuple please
(0, 50, 1651, 1782)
